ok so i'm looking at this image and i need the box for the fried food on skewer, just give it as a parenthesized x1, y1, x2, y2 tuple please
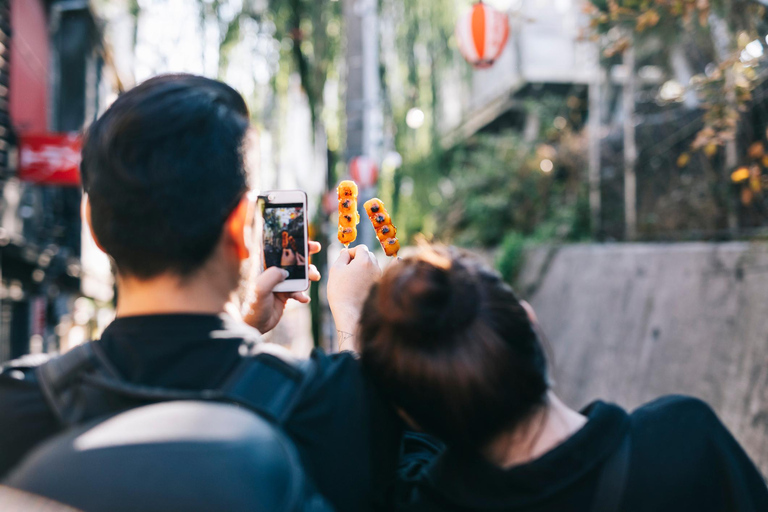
(337, 180, 360, 247)
(363, 198, 400, 257)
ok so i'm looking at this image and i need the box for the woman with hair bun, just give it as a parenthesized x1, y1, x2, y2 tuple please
(357, 245, 768, 512)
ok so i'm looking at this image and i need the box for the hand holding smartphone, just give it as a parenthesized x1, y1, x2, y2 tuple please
(261, 190, 309, 292)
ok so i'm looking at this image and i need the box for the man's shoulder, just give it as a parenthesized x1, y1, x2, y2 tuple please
(0, 354, 57, 375)
(302, 349, 364, 392)
(0, 352, 59, 412)
(0, 354, 61, 479)
(0, 352, 56, 379)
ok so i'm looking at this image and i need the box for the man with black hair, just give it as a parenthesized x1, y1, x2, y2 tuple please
(0, 74, 400, 512)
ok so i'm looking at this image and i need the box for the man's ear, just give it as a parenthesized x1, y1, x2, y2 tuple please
(82, 194, 107, 253)
(226, 196, 250, 261)
(519, 300, 540, 325)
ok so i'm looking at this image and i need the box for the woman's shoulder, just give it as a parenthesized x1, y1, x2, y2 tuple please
(628, 395, 724, 444)
(625, 394, 742, 481)
(631, 395, 718, 423)
(625, 395, 768, 509)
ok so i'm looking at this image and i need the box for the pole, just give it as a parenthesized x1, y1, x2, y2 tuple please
(344, 0, 381, 250)
(623, 38, 637, 241)
(708, 13, 739, 234)
(588, 48, 603, 238)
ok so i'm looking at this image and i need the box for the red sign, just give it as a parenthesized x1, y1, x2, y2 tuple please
(19, 133, 82, 186)
(9, 0, 49, 133)
(349, 156, 379, 189)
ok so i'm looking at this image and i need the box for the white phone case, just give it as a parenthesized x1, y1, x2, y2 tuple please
(262, 190, 309, 293)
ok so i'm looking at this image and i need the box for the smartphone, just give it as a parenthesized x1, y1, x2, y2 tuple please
(261, 190, 309, 292)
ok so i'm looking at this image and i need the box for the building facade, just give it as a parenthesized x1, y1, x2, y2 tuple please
(0, 0, 117, 363)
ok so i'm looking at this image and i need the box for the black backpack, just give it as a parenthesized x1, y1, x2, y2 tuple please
(3, 339, 335, 512)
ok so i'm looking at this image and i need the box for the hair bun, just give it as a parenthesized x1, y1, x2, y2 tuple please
(376, 252, 481, 341)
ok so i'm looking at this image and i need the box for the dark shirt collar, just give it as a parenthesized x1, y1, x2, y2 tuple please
(105, 312, 250, 334)
(96, 313, 262, 389)
(425, 401, 630, 509)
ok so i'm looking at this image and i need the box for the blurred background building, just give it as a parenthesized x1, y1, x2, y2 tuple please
(0, 0, 118, 363)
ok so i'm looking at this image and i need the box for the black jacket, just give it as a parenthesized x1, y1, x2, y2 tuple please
(396, 396, 768, 511)
(0, 314, 403, 512)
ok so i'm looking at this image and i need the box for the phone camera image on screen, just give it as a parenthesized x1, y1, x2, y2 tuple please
(263, 203, 306, 280)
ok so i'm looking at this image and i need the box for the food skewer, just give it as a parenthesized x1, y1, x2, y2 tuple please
(363, 198, 400, 257)
(337, 180, 360, 248)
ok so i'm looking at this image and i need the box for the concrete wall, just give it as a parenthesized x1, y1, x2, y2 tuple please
(517, 243, 768, 476)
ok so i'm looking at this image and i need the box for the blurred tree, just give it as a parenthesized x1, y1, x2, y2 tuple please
(585, 0, 766, 155)
(395, 95, 591, 251)
(191, 0, 342, 138)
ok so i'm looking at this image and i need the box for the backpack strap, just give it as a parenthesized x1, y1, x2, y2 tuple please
(217, 344, 316, 425)
(590, 431, 632, 512)
(36, 342, 115, 426)
(36, 340, 314, 428)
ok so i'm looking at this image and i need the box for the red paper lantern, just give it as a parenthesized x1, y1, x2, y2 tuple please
(456, 2, 510, 69)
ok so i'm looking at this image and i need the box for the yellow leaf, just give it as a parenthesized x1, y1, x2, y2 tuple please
(704, 143, 718, 158)
(677, 152, 691, 167)
(731, 167, 750, 182)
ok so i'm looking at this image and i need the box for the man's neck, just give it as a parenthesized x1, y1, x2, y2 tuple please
(115, 269, 235, 318)
(483, 392, 587, 469)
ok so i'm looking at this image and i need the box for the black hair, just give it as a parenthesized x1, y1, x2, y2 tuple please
(359, 246, 549, 451)
(81, 74, 250, 278)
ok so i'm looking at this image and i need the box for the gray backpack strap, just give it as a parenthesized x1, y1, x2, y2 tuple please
(35, 342, 123, 427)
(218, 346, 316, 425)
(591, 432, 632, 512)
(36, 341, 314, 428)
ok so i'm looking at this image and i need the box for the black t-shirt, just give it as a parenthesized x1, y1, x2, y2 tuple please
(396, 396, 768, 511)
(0, 314, 403, 512)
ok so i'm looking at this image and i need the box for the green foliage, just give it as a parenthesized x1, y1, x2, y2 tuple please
(495, 193, 591, 284)
(394, 95, 592, 252)
(496, 231, 527, 284)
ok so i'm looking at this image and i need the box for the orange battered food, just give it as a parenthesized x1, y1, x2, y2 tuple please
(337, 180, 360, 246)
(338, 180, 358, 200)
(376, 224, 396, 242)
(363, 197, 400, 257)
(382, 237, 401, 257)
(339, 211, 360, 228)
(338, 226, 356, 245)
(281, 231, 289, 249)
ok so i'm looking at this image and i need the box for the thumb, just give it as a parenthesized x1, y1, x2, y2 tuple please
(333, 249, 352, 268)
(350, 244, 371, 266)
(256, 267, 289, 296)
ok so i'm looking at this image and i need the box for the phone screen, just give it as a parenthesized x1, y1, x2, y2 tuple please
(262, 202, 307, 280)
